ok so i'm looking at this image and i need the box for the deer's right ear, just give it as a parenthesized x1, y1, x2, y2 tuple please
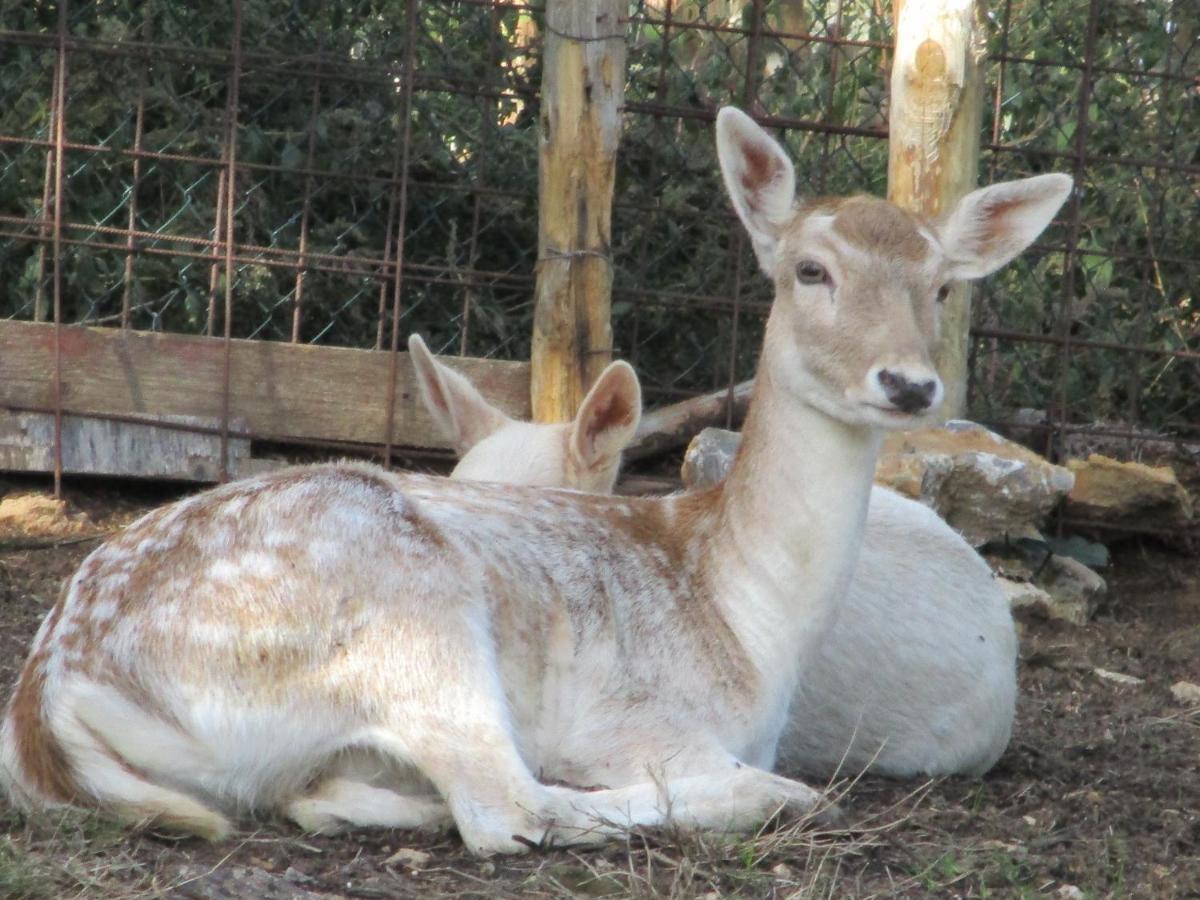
(716, 107, 795, 275)
(570, 361, 642, 475)
(408, 334, 510, 452)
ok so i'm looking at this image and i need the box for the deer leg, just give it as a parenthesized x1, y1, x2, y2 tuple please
(552, 752, 840, 836)
(286, 777, 451, 834)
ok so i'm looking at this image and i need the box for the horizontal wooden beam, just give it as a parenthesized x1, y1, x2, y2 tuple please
(0, 321, 530, 451)
(627, 380, 754, 461)
(0, 410, 284, 482)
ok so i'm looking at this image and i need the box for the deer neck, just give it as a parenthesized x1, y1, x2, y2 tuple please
(712, 361, 882, 698)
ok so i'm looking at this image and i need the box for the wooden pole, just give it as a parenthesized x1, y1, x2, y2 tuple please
(887, 0, 985, 419)
(531, 0, 626, 423)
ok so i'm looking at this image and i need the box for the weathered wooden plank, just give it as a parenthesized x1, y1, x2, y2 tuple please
(627, 380, 755, 461)
(0, 411, 281, 482)
(530, 0, 627, 423)
(0, 321, 530, 450)
(888, 0, 985, 419)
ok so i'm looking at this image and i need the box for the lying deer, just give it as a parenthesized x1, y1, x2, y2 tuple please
(407, 333, 641, 495)
(1, 108, 1069, 854)
(411, 342, 1017, 779)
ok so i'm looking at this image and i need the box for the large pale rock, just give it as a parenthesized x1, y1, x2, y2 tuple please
(1065, 454, 1193, 531)
(877, 421, 1074, 547)
(682, 421, 1074, 547)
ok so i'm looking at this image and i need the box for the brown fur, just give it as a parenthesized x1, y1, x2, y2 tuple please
(7, 601, 79, 803)
(831, 198, 930, 261)
(603, 489, 759, 697)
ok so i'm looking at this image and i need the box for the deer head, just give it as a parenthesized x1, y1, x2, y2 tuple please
(408, 334, 641, 493)
(715, 107, 1071, 429)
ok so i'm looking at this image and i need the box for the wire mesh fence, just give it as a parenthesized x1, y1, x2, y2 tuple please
(0, 0, 1196, 463)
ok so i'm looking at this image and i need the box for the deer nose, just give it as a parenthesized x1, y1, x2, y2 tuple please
(876, 369, 938, 413)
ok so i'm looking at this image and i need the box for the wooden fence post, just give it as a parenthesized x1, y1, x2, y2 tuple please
(888, 0, 985, 420)
(531, 0, 626, 423)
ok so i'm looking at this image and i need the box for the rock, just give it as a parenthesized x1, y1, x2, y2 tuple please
(0, 492, 93, 537)
(1065, 454, 1193, 532)
(1094, 668, 1145, 687)
(877, 421, 1074, 547)
(1170, 681, 1200, 705)
(683, 422, 1074, 549)
(1034, 555, 1106, 625)
(384, 847, 431, 869)
(998, 553, 1106, 626)
(1056, 886, 1086, 900)
(999, 578, 1056, 617)
(681, 427, 741, 490)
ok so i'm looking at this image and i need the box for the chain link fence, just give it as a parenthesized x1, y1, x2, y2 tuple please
(1, 0, 1196, 458)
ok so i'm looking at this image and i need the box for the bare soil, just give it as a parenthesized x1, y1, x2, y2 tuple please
(0, 476, 1197, 899)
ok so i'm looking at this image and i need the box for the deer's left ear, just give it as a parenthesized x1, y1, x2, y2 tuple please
(937, 173, 1073, 280)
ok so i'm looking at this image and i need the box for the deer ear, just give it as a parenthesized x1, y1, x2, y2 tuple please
(715, 107, 796, 275)
(938, 173, 1073, 279)
(570, 361, 642, 476)
(408, 334, 510, 452)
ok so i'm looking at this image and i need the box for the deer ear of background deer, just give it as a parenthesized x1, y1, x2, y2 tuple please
(408, 334, 510, 452)
(937, 173, 1073, 280)
(569, 361, 642, 478)
(715, 107, 796, 275)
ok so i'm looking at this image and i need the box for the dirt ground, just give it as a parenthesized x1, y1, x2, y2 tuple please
(0, 476, 1196, 899)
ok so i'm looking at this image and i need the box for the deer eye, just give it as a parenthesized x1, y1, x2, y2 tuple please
(936, 284, 952, 303)
(795, 260, 829, 286)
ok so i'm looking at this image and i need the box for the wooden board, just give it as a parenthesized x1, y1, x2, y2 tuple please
(0, 321, 530, 451)
(0, 411, 282, 482)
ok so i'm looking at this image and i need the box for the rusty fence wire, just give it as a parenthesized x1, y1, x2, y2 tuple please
(0, 0, 1197, 474)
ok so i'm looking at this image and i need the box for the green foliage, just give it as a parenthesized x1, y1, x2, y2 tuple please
(0, 0, 1194, 433)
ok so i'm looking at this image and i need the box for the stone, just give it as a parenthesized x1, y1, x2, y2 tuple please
(1094, 668, 1144, 687)
(682, 422, 1074, 548)
(1065, 454, 1193, 531)
(1034, 555, 1106, 625)
(877, 421, 1075, 547)
(0, 493, 93, 537)
(384, 847, 432, 869)
(1169, 681, 1200, 705)
(999, 578, 1056, 618)
(998, 553, 1106, 626)
(681, 427, 741, 490)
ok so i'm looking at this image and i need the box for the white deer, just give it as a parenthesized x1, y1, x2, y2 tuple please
(1, 108, 1069, 854)
(407, 333, 641, 494)
(412, 344, 1018, 779)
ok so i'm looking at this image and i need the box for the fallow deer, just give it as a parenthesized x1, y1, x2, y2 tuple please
(414, 341, 1017, 779)
(1, 108, 1069, 854)
(407, 333, 641, 494)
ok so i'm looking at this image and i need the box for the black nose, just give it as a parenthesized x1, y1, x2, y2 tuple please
(877, 369, 937, 413)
